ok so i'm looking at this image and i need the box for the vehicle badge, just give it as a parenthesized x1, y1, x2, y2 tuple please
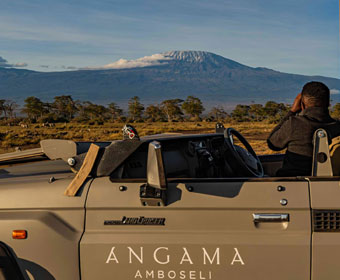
(104, 216, 165, 226)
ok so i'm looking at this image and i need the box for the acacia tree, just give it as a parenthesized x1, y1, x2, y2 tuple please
(82, 102, 108, 120)
(128, 96, 144, 121)
(263, 101, 290, 122)
(182, 96, 204, 120)
(108, 102, 123, 121)
(22, 96, 46, 122)
(52, 95, 77, 121)
(161, 99, 183, 122)
(249, 104, 264, 121)
(263, 101, 288, 118)
(231, 105, 250, 121)
(0, 99, 6, 118)
(3, 100, 19, 119)
(145, 104, 165, 122)
(332, 103, 340, 119)
(75, 101, 88, 120)
(209, 106, 228, 121)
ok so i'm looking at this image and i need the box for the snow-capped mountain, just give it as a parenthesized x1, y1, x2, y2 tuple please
(83, 51, 248, 70)
(163, 51, 246, 69)
(1, 51, 340, 106)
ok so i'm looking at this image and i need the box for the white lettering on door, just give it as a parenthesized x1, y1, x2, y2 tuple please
(231, 248, 245, 265)
(128, 247, 143, 264)
(134, 270, 142, 278)
(180, 247, 194, 264)
(154, 247, 170, 264)
(146, 270, 154, 278)
(105, 247, 119, 264)
(202, 248, 220, 265)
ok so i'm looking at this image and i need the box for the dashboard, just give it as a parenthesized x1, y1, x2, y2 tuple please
(110, 134, 235, 179)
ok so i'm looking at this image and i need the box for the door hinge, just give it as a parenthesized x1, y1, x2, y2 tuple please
(140, 184, 166, 207)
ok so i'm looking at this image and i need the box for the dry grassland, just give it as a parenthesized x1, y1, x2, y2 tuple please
(0, 122, 278, 155)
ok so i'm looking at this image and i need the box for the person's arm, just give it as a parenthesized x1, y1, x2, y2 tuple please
(267, 111, 295, 151)
(267, 93, 301, 151)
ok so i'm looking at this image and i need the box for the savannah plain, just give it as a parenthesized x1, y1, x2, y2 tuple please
(0, 121, 277, 155)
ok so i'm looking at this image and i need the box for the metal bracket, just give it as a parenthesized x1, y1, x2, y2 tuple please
(312, 128, 333, 176)
(140, 141, 167, 206)
(140, 184, 166, 207)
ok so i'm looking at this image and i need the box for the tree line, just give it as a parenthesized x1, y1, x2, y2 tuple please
(1, 95, 340, 124)
(0, 95, 205, 124)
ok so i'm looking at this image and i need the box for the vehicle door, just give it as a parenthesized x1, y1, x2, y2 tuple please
(80, 158, 311, 279)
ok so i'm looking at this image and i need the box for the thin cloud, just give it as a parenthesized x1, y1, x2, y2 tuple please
(61, 65, 78, 70)
(0, 56, 27, 68)
(330, 89, 340, 95)
(82, 53, 172, 70)
(13, 62, 28, 67)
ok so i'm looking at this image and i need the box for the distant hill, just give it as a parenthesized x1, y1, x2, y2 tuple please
(1, 51, 340, 108)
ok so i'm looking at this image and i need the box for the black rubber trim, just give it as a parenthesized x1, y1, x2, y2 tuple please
(0, 241, 25, 280)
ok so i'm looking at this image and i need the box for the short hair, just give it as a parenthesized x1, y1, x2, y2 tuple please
(301, 81, 330, 107)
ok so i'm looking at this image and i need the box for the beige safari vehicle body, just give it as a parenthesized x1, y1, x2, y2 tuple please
(0, 126, 338, 280)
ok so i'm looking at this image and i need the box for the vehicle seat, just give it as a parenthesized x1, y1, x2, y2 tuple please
(312, 128, 333, 177)
(330, 136, 340, 176)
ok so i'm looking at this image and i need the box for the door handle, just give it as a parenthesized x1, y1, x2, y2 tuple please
(253, 213, 289, 223)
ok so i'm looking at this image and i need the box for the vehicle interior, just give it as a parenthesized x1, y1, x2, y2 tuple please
(110, 129, 285, 179)
(110, 125, 335, 180)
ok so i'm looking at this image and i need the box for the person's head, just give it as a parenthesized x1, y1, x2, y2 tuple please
(301, 81, 330, 109)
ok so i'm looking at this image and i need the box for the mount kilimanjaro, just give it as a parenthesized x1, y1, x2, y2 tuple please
(1, 51, 339, 107)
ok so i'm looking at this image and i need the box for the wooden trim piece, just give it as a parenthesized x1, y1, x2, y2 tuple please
(0, 148, 45, 165)
(64, 144, 100, 196)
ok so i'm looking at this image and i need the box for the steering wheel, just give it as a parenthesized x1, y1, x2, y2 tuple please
(224, 128, 264, 177)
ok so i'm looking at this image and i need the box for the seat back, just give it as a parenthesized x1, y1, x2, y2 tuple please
(330, 135, 340, 176)
(312, 128, 333, 176)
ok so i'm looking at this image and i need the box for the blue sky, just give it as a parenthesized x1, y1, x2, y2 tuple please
(0, 0, 339, 77)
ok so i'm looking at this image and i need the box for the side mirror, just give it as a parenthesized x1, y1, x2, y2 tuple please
(140, 141, 167, 206)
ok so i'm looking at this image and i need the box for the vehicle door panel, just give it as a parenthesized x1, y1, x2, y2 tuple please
(81, 178, 310, 280)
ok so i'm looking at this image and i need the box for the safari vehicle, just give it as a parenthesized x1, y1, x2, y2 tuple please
(0, 124, 339, 280)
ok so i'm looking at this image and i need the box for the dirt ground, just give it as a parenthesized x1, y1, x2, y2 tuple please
(0, 121, 279, 155)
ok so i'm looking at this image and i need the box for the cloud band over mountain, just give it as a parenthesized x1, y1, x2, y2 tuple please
(0, 56, 27, 68)
(81, 53, 172, 70)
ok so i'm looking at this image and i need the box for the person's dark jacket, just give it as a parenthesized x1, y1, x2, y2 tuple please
(267, 107, 340, 176)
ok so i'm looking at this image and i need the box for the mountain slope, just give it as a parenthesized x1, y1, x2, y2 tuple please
(0, 51, 339, 106)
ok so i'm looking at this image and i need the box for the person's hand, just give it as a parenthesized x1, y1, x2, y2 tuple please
(291, 93, 302, 113)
